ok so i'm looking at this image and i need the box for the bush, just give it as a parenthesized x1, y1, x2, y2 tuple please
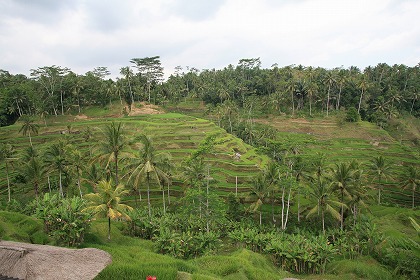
(345, 107, 360, 122)
(154, 229, 221, 259)
(32, 194, 92, 246)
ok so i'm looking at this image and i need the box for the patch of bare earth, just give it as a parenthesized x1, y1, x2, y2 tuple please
(74, 114, 89, 120)
(128, 102, 163, 116)
(0, 240, 111, 280)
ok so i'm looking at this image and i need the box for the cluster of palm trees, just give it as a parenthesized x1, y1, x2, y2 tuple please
(249, 155, 418, 234)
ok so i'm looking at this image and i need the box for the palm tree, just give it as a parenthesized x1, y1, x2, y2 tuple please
(369, 156, 392, 205)
(97, 122, 126, 186)
(348, 160, 368, 226)
(249, 173, 271, 225)
(67, 145, 85, 198)
(125, 135, 171, 217)
(264, 162, 280, 224)
(83, 180, 133, 240)
(357, 76, 369, 114)
(44, 140, 68, 197)
(401, 165, 419, 209)
(286, 79, 296, 115)
(330, 162, 354, 230)
(22, 156, 45, 199)
(181, 156, 207, 218)
(321, 71, 335, 116)
(306, 177, 344, 234)
(306, 81, 318, 116)
(120, 66, 134, 106)
(19, 115, 39, 147)
(336, 69, 347, 110)
(0, 143, 17, 202)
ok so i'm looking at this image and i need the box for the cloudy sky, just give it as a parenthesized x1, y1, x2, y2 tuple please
(1, 0, 419, 78)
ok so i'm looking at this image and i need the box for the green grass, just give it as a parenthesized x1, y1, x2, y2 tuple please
(0, 211, 50, 244)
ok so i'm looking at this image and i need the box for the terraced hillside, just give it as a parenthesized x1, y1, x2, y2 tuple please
(256, 115, 420, 207)
(0, 112, 268, 205)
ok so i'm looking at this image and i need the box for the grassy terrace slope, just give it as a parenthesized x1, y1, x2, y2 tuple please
(256, 115, 420, 207)
(0, 111, 269, 204)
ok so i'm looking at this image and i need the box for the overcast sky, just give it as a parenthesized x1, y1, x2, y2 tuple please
(1, 0, 419, 79)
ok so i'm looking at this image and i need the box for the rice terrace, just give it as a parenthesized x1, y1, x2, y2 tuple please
(0, 59, 419, 280)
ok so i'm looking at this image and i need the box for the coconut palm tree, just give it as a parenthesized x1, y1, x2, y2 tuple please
(401, 165, 419, 209)
(330, 162, 354, 230)
(19, 115, 39, 147)
(0, 143, 17, 202)
(249, 173, 271, 225)
(181, 156, 207, 218)
(125, 134, 171, 217)
(67, 145, 85, 198)
(357, 76, 369, 114)
(264, 162, 280, 224)
(83, 180, 133, 240)
(323, 71, 336, 116)
(97, 122, 126, 186)
(307, 177, 344, 234)
(22, 156, 45, 199)
(369, 156, 392, 205)
(44, 140, 68, 197)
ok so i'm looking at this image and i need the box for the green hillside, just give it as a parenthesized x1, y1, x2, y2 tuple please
(0, 110, 268, 205)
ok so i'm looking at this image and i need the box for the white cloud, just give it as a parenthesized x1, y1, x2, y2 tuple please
(0, 0, 418, 78)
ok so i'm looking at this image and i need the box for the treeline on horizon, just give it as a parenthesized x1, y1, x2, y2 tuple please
(0, 57, 419, 126)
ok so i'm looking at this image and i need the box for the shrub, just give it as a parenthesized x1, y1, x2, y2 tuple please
(32, 194, 92, 246)
(345, 107, 360, 122)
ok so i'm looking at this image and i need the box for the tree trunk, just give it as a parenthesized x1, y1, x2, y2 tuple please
(358, 88, 364, 114)
(281, 187, 285, 229)
(59, 170, 63, 197)
(340, 189, 344, 231)
(412, 188, 415, 209)
(235, 176, 238, 196)
(6, 162, 11, 202)
(291, 91, 295, 115)
(322, 210, 325, 235)
(326, 84, 331, 116)
(60, 90, 64, 115)
(108, 217, 111, 240)
(162, 188, 166, 214)
(309, 97, 312, 116)
(147, 173, 151, 218)
(114, 155, 119, 185)
(284, 188, 291, 230)
(337, 86, 342, 110)
(28, 131, 33, 147)
(297, 187, 300, 223)
(77, 170, 82, 198)
(167, 182, 170, 205)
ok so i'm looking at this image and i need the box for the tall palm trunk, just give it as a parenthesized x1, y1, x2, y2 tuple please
(114, 153, 119, 185)
(59, 170, 64, 197)
(326, 84, 331, 116)
(77, 168, 82, 198)
(162, 188, 166, 214)
(358, 88, 364, 114)
(340, 190, 344, 230)
(6, 162, 11, 202)
(28, 131, 33, 147)
(108, 217, 111, 240)
(147, 173, 151, 218)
